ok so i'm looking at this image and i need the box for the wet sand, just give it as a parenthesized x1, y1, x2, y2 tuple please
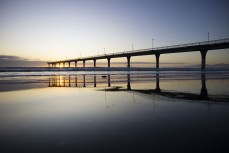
(0, 71, 229, 153)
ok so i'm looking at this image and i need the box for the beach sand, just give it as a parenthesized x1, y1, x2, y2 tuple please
(0, 71, 229, 153)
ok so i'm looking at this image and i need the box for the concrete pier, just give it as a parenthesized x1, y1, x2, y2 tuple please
(83, 60, 85, 68)
(75, 61, 77, 68)
(155, 54, 160, 69)
(127, 56, 131, 68)
(200, 50, 208, 70)
(107, 58, 111, 68)
(93, 59, 96, 67)
(47, 38, 229, 70)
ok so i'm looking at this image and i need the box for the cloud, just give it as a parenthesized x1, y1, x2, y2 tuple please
(0, 55, 27, 61)
(0, 55, 46, 67)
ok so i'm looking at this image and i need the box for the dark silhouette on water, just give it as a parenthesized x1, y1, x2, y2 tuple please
(155, 73, 161, 92)
(94, 75, 96, 87)
(127, 74, 131, 90)
(48, 73, 229, 102)
(201, 73, 208, 98)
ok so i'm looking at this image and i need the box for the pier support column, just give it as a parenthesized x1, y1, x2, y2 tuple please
(155, 53, 160, 69)
(200, 50, 208, 70)
(127, 56, 131, 68)
(68, 62, 71, 68)
(63, 62, 65, 68)
(75, 61, 77, 68)
(93, 59, 96, 68)
(107, 58, 111, 68)
(83, 60, 85, 67)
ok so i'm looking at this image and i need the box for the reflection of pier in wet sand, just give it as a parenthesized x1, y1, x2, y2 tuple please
(48, 74, 111, 88)
(48, 73, 229, 102)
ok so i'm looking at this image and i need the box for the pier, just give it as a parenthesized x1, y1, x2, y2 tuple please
(47, 38, 229, 70)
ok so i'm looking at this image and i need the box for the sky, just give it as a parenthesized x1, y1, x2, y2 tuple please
(0, 0, 229, 67)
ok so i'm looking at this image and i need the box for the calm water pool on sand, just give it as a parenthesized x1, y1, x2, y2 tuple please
(0, 71, 229, 153)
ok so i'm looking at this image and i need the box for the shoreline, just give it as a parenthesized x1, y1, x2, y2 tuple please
(1, 67, 229, 72)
